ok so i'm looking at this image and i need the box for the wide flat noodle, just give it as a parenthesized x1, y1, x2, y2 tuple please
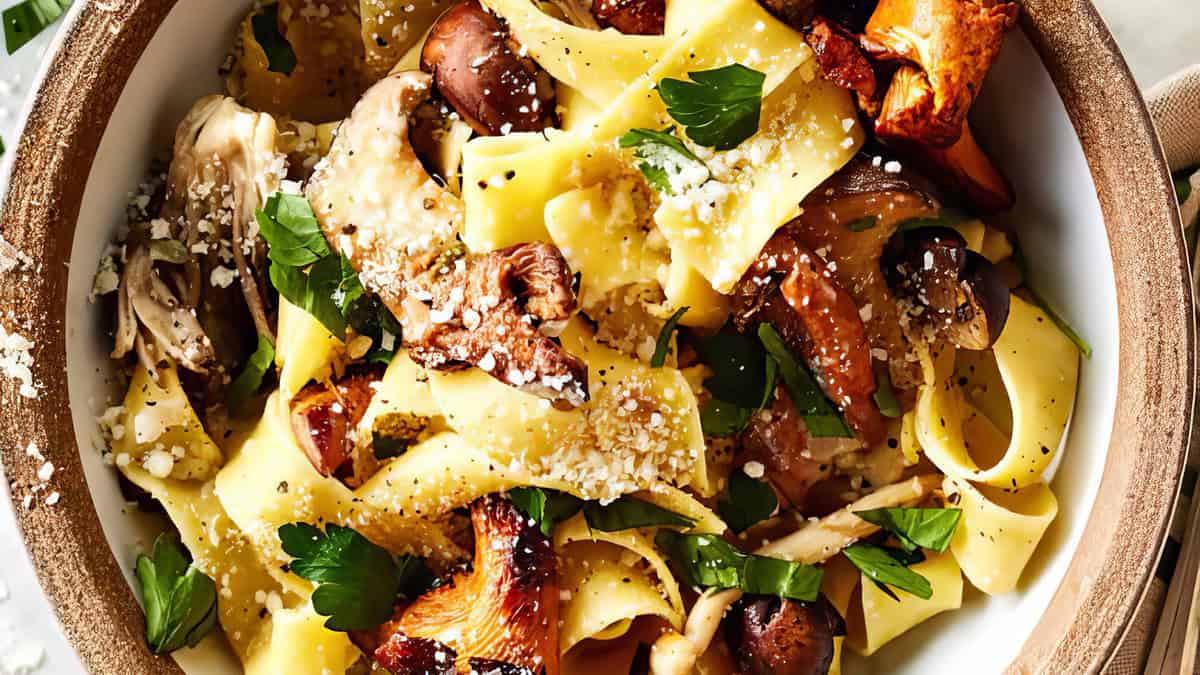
(429, 318, 710, 499)
(915, 295, 1079, 488)
(114, 363, 223, 481)
(848, 550, 963, 656)
(275, 296, 343, 401)
(944, 476, 1058, 595)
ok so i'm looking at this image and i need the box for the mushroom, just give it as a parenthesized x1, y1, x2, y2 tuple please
(862, 0, 1019, 148)
(591, 0, 666, 35)
(803, 16, 877, 112)
(361, 496, 560, 675)
(374, 635, 457, 675)
(117, 245, 216, 374)
(305, 72, 588, 407)
(881, 226, 1011, 349)
(732, 228, 886, 446)
(902, 120, 1015, 212)
(405, 243, 590, 407)
(421, 1, 557, 136)
(726, 596, 843, 675)
(289, 365, 386, 485)
(755, 0, 818, 29)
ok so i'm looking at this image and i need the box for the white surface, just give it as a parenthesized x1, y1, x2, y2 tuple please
(0, 2, 1195, 675)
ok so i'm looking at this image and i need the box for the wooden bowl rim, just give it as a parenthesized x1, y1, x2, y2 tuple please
(0, 0, 1192, 672)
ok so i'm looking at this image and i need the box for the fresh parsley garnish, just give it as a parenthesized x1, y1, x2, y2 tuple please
(251, 3, 297, 75)
(695, 332, 777, 437)
(583, 494, 696, 532)
(655, 531, 823, 602)
(658, 64, 766, 151)
(270, 255, 348, 339)
(847, 216, 878, 232)
(873, 370, 901, 418)
(854, 507, 962, 553)
(258, 192, 399, 351)
(758, 324, 852, 438)
(135, 533, 218, 655)
(618, 128, 710, 195)
(508, 487, 584, 537)
(227, 334, 276, 410)
(1011, 241, 1091, 358)
(257, 193, 331, 267)
(719, 468, 779, 534)
(842, 542, 932, 600)
(509, 487, 694, 535)
(650, 306, 689, 367)
(279, 523, 434, 631)
(3, 0, 71, 55)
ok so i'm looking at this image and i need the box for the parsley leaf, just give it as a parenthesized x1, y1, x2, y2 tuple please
(279, 523, 433, 631)
(226, 334, 276, 410)
(270, 255, 348, 339)
(619, 128, 710, 195)
(659, 64, 766, 151)
(510, 487, 694, 534)
(650, 306, 689, 367)
(3, 0, 70, 55)
(873, 370, 901, 418)
(135, 533, 218, 654)
(655, 531, 823, 602)
(583, 495, 696, 532)
(853, 507, 962, 553)
(719, 468, 778, 533)
(251, 3, 297, 75)
(699, 399, 753, 437)
(758, 324, 852, 437)
(257, 193, 332, 267)
(508, 487, 584, 537)
(843, 542, 932, 600)
(695, 332, 778, 437)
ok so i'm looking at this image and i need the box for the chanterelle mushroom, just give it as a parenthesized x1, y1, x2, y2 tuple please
(863, 0, 1018, 148)
(305, 72, 588, 406)
(356, 496, 560, 675)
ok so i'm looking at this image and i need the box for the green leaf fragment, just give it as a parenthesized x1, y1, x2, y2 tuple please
(658, 64, 766, 151)
(843, 542, 932, 600)
(719, 468, 779, 534)
(257, 193, 331, 267)
(583, 495, 696, 532)
(847, 216, 878, 232)
(226, 334, 276, 410)
(758, 324, 852, 438)
(619, 127, 710, 194)
(650, 306, 689, 367)
(853, 507, 962, 553)
(4, 0, 71, 55)
(135, 533, 219, 654)
(654, 531, 822, 602)
(873, 370, 902, 418)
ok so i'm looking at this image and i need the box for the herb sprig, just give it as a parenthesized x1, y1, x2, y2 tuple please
(619, 128, 710, 195)
(658, 64, 766, 151)
(3, 0, 71, 55)
(655, 531, 823, 602)
(135, 533, 218, 654)
(279, 523, 435, 631)
(853, 507, 962, 553)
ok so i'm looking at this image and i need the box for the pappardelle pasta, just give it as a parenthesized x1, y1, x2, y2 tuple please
(93, 0, 1082, 673)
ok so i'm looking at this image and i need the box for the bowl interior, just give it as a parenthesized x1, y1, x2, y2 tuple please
(62, 4, 1118, 673)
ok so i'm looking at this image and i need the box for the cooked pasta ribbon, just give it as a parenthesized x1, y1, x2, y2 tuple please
(848, 550, 963, 656)
(943, 477, 1058, 595)
(915, 295, 1079, 488)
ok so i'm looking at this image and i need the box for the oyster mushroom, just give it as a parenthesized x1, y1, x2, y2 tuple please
(117, 245, 216, 374)
(733, 228, 886, 446)
(361, 496, 560, 675)
(421, 1, 557, 136)
(862, 0, 1019, 148)
(305, 72, 588, 406)
(289, 365, 385, 484)
(591, 0, 666, 35)
(881, 226, 1011, 349)
(726, 596, 843, 675)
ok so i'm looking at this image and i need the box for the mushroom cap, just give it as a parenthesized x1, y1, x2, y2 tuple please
(591, 0, 666, 35)
(727, 595, 843, 675)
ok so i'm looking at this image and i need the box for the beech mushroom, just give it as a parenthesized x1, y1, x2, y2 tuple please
(882, 226, 1011, 349)
(421, 1, 557, 136)
(289, 365, 385, 484)
(862, 0, 1019, 148)
(726, 596, 842, 675)
(591, 0, 666, 35)
(733, 228, 886, 446)
(362, 496, 560, 675)
(306, 73, 588, 407)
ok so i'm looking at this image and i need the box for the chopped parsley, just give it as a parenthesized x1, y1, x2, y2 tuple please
(650, 306, 689, 367)
(618, 128, 710, 195)
(226, 333, 276, 410)
(843, 542, 932, 600)
(718, 468, 778, 534)
(658, 64, 766, 151)
(758, 324, 852, 437)
(655, 531, 823, 602)
(853, 507, 962, 553)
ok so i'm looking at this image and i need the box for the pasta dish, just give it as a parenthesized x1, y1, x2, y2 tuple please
(92, 0, 1082, 673)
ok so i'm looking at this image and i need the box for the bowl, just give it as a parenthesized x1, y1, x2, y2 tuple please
(0, 0, 1192, 673)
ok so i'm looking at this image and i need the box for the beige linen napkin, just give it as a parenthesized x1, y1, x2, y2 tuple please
(1105, 66, 1200, 675)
